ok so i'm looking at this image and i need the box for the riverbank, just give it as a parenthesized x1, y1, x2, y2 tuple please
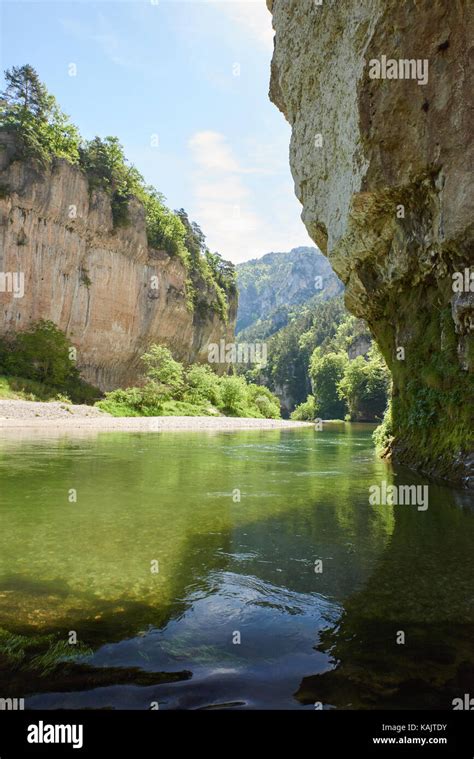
(0, 400, 312, 432)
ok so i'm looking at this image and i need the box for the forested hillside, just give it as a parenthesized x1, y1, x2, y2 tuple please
(236, 247, 342, 338)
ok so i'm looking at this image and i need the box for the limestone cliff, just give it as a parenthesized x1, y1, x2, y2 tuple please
(267, 0, 473, 485)
(0, 143, 236, 391)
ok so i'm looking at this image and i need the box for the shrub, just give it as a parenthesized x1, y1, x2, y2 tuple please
(0, 320, 76, 386)
(291, 395, 317, 421)
(373, 401, 394, 453)
(246, 383, 281, 419)
(218, 375, 249, 416)
(141, 345, 184, 400)
(183, 365, 221, 406)
(0, 321, 99, 403)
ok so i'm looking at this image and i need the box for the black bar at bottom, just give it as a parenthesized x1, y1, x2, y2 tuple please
(0, 710, 472, 757)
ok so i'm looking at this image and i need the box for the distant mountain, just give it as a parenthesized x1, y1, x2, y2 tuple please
(236, 246, 343, 339)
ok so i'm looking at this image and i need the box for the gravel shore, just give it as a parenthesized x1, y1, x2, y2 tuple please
(0, 400, 311, 433)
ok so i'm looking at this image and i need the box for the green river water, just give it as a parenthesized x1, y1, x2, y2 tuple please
(0, 423, 473, 709)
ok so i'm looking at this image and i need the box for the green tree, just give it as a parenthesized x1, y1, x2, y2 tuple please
(291, 395, 317, 421)
(219, 375, 248, 416)
(141, 345, 184, 400)
(0, 320, 77, 385)
(338, 346, 390, 420)
(1, 64, 52, 117)
(246, 383, 281, 419)
(183, 365, 221, 406)
(142, 190, 188, 261)
(1, 65, 80, 165)
(310, 348, 348, 418)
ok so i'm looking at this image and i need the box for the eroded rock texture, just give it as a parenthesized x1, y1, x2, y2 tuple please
(268, 0, 473, 484)
(0, 146, 236, 391)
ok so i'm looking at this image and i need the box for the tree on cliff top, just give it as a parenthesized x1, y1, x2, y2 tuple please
(2, 65, 52, 117)
(0, 64, 81, 164)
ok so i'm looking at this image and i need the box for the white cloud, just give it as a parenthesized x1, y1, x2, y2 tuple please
(212, 0, 274, 52)
(188, 131, 241, 173)
(188, 130, 270, 262)
(188, 130, 312, 264)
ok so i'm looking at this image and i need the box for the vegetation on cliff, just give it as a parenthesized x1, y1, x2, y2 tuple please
(236, 246, 342, 337)
(238, 290, 389, 422)
(0, 65, 236, 320)
(290, 317, 390, 422)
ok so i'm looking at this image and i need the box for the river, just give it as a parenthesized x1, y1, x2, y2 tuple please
(0, 423, 473, 709)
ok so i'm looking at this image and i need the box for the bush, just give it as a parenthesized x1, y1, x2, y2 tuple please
(183, 365, 221, 406)
(0, 320, 75, 386)
(218, 375, 249, 416)
(141, 345, 184, 400)
(95, 347, 282, 419)
(246, 383, 281, 419)
(373, 401, 394, 453)
(291, 395, 317, 421)
(96, 383, 164, 417)
(0, 321, 99, 403)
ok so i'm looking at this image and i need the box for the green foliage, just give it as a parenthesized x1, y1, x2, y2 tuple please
(142, 190, 188, 262)
(246, 383, 281, 419)
(310, 349, 348, 419)
(291, 395, 317, 421)
(337, 346, 390, 421)
(79, 136, 144, 229)
(373, 400, 394, 452)
(242, 292, 390, 423)
(1, 65, 235, 319)
(0, 375, 60, 402)
(0, 320, 73, 385)
(97, 384, 163, 417)
(141, 345, 184, 400)
(0, 65, 81, 165)
(219, 375, 249, 416)
(99, 347, 188, 416)
(183, 365, 221, 407)
(0, 321, 98, 403)
(175, 209, 236, 320)
(240, 296, 347, 412)
(97, 345, 281, 419)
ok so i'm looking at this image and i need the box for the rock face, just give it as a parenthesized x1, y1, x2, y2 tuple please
(236, 246, 341, 335)
(0, 147, 236, 391)
(267, 0, 473, 484)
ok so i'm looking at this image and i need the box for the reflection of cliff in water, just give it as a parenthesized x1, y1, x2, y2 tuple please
(295, 474, 474, 709)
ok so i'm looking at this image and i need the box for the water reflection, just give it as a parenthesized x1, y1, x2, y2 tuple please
(0, 426, 472, 708)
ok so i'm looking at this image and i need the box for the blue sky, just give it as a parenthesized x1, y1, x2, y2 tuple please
(0, 0, 312, 263)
